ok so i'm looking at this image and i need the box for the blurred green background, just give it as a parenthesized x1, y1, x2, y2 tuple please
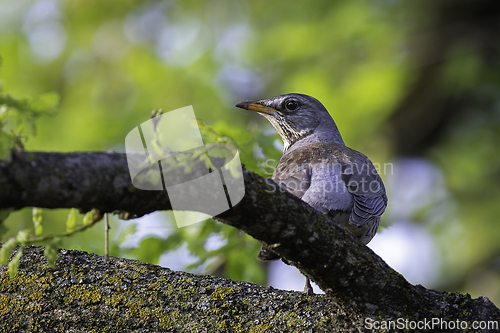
(1, 0, 500, 305)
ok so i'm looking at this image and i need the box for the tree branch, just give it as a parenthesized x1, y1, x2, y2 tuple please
(1, 151, 499, 325)
(0, 245, 343, 332)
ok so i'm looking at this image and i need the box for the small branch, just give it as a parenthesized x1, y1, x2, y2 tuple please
(104, 213, 109, 262)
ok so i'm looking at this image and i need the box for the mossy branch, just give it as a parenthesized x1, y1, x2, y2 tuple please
(0, 246, 341, 332)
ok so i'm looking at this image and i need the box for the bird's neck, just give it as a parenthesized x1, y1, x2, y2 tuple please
(284, 124, 345, 154)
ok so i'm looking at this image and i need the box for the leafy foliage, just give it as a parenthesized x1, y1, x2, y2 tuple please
(0, 85, 58, 158)
(1, 207, 102, 276)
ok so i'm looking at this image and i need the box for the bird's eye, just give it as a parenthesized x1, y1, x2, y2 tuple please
(285, 100, 299, 111)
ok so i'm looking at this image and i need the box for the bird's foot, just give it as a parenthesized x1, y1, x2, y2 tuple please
(257, 244, 281, 261)
(304, 277, 314, 295)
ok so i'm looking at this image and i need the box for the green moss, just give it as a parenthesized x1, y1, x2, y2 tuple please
(139, 307, 152, 322)
(66, 285, 104, 306)
(0, 295, 11, 317)
(210, 286, 233, 301)
(104, 293, 126, 308)
(214, 320, 228, 331)
(0, 294, 24, 331)
(153, 308, 175, 330)
(249, 323, 272, 333)
(0, 246, 372, 332)
(125, 298, 144, 317)
(283, 311, 305, 328)
(107, 272, 126, 289)
(150, 277, 170, 292)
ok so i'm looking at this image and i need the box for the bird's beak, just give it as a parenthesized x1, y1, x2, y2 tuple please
(235, 101, 278, 115)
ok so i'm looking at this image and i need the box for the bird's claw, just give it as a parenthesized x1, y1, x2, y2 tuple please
(304, 277, 314, 295)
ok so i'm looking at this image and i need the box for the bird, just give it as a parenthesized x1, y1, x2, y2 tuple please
(235, 93, 388, 294)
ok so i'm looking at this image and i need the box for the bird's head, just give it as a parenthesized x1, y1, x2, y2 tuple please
(236, 93, 342, 151)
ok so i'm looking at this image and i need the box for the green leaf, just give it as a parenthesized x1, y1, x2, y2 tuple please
(83, 209, 97, 226)
(150, 108, 165, 118)
(15, 229, 30, 244)
(135, 236, 174, 264)
(66, 208, 77, 232)
(44, 238, 60, 269)
(8, 246, 24, 278)
(32, 207, 43, 236)
(0, 221, 7, 240)
(0, 208, 13, 222)
(0, 131, 11, 159)
(118, 223, 137, 244)
(29, 91, 60, 115)
(0, 238, 18, 265)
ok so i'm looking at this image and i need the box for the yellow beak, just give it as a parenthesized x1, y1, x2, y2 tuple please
(235, 101, 278, 115)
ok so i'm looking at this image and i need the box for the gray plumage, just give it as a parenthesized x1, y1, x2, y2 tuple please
(235, 93, 388, 284)
(273, 141, 385, 244)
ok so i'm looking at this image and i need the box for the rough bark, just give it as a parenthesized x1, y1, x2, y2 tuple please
(0, 246, 342, 332)
(1, 151, 499, 332)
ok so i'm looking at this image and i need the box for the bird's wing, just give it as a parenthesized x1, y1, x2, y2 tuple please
(338, 148, 388, 226)
(272, 150, 312, 199)
(273, 143, 387, 227)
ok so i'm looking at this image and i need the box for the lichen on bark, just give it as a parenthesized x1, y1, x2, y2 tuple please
(0, 246, 347, 332)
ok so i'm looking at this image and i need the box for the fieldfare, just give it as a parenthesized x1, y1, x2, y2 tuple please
(236, 93, 388, 294)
